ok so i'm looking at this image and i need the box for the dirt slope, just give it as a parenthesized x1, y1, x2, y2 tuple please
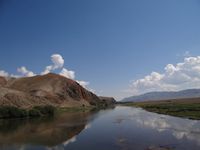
(0, 73, 101, 108)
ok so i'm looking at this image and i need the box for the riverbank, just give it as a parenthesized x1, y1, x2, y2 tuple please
(0, 103, 115, 119)
(122, 98, 200, 120)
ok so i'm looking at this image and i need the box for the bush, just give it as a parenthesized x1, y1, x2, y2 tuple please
(9, 107, 28, 118)
(33, 105, 55, 116)
(0, 105, 55, 119)
(0, 107, 9, 118)
(28, 109, 41, 117)
(0, 106, 28, 119)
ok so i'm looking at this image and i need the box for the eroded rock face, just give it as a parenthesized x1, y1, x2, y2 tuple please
(0, 73, 104, 108)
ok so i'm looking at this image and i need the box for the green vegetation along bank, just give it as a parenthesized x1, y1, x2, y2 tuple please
(123, 98, 200, 120)
(0, 102, 116, 119)
(0, 105, 55, 119)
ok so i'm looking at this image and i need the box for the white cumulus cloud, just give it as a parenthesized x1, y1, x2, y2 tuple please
(51, 54, 64, 69)
(129, 56, 200, 95)
(17, 66, 36, 77)
(41, 54, 64, 75)
(59, 68, 75, 80)
(41, 65, 53, 75)
(0, 70, 9, 77)
(40, 54, 92, 90)
(76, 80, 90, 88)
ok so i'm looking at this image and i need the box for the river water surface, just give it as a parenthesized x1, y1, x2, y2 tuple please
(0, 106, 200, 150)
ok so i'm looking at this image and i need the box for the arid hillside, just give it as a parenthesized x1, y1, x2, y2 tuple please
(0, 73, 107, 109)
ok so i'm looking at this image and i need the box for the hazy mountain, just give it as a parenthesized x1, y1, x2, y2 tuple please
(121, 89, 200, 102)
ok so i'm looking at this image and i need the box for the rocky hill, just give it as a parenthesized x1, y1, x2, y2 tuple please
(0, 73, 109, 109)
(0, 77, 7, 86)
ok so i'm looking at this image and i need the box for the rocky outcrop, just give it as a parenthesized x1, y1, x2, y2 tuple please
(0, 73, 107, 109)
(99, 96, 116, 105)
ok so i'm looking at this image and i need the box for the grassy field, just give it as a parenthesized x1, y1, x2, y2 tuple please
(123, 98, 200, 120)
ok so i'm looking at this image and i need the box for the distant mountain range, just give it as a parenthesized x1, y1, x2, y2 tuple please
(121, 89, 200, 102)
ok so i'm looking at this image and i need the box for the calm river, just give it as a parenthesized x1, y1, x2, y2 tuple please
(0, 106, 200, 150)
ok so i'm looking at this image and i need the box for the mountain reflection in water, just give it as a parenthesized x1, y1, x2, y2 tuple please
(0, 110, 96, 150)
(0, 106, 200, 150)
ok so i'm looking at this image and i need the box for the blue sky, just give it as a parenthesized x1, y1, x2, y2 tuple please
(0, 0, 200, 100)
